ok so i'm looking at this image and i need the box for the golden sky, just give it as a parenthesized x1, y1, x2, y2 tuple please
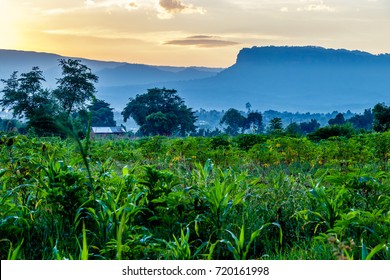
(1, 0, 390, 67)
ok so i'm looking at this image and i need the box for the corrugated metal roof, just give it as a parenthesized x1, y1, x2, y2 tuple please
(91, 127, 125, 134)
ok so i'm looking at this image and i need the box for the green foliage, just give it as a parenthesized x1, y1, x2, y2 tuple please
(328, 113, 345, 125)
(285, 122, 301, 136)
(0, 59, 99, 137)
(0, 131, 389, 260)
(53, 59, 98, 116)
(308, 123, 356, 141)
(233, 134, 267, 151)
(89, 99, 116, 127)
(223, 222, 282, 260)
(220, 108, 247, 135)
(268, 117, 283, 134)
(0, 118, 25, 133)
(347, 109, 373, 130)
(121, 87, 196, 136)
(299, 119, 321, 134)
(210, 134, 231, 149)
(246, 112, 263, 133)
(0, 68, 58, 135)
(220, 109, 263, 135)
(373, 103, 390, 132)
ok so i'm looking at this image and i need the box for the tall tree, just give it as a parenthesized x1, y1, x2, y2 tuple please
(285, 122, 301, 136)
(89, 99, 116, 127)
(245, 102, 252, 113)
(53, 59, 98, 116)
(328, 113, 345, 125)
(220, 108, 247, 135)
(372, 103, 390, 132)
(246, 111, 263, 133)
(347, 109, 373, 130)
(268, 117, 283, 134)
(0, 67, 58, 135)
(300, 119, 320, 134)
(121, 88, 196, 136)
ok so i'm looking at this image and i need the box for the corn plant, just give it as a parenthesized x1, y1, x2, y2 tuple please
(163, 227, 207, 260)
(201, 168, 246, 236)
(222, 222, 283, 260)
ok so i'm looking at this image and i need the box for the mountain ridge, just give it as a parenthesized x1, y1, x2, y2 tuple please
(1, 46, 390, 113)
(0, 49, 222, 87)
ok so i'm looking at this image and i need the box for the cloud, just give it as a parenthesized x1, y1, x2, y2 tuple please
(84, 0, 141, 11)
(159, 0, 186, 12)
(297, 0, 336, 13)
(280, 7, 289, 12)
(38, 0, 204, 19)
(40, 0, 139, 15)
(157, 0, 206, 19)
(164, 35, 240, 48)
(297, 4, 335, 12)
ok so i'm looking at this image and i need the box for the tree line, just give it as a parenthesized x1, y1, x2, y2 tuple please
(0, 61, 197, 137)
(0, 60, 101, 137)
(1, 61, 390, 138)
(204, 104, 389, 138)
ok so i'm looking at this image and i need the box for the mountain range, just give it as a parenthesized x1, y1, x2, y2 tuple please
(1, 46, 390, 113)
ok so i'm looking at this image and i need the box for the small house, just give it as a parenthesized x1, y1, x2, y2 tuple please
(90, 126, 126, 138)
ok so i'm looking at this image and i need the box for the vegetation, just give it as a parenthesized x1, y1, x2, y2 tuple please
(220, 108, 263, 135)
(372, 103, 390, 132)
(53, 59, 98, 117)
(0, 60, 99, 136)
(0, 130, 389, 260)
(89, 99, 116, 127)
(121, 88, 197, 136)
(1, 63, 389, 260)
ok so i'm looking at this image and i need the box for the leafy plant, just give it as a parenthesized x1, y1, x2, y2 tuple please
(222, 222, 282, 260)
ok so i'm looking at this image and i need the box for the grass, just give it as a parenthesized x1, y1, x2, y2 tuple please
(0, 132, 389, 259)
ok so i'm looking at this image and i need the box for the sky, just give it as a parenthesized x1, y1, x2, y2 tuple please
(1, 0, 390, 67)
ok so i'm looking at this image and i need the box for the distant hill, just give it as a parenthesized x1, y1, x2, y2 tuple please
(1, 46, 390, 113)
(0, 50, 122, 87)
(0, 49, 222, 90)
(157, 46, 390, 113)
(96, 64, 219, 87)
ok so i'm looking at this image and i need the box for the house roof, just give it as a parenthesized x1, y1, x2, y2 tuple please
(91, 127, 125, 134)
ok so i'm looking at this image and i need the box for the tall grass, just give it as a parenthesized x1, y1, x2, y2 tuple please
(0, 132, 389, 259)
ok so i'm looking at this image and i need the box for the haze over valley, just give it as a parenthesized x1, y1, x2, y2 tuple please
(1, 46, 389, 118)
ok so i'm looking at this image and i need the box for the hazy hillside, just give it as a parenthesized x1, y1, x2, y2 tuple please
(96, 64, 220, 87)
(0, 50, 121, 87)
(166, 46, 390, 113)
(0, 49, 221, 88)
(1, 47, 390, 114)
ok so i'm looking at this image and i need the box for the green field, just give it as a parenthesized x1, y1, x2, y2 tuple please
(0, 132, 389, 260)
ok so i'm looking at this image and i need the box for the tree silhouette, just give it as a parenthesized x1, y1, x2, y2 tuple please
(121, 88, 196, 136)
(220, 108, 247, 135)
(373, 103, 390, 132)
(328, 113, 345, 125)
(246, 111, 263, 133)
(0, 67, 58, 135)
(268, 117, 283, 134)
(347, 109, 373, 130)
(89, 99, 116, 127)
(53, 59, 98, 116)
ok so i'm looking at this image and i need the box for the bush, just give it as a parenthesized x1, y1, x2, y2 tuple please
(308, 124, 355, 141)
(210, 134, 231, 149)
(233, 134, 268, 151)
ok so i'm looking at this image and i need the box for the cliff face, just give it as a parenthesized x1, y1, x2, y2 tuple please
(234, 46, 390, 66)
(184, 46, 390, 112)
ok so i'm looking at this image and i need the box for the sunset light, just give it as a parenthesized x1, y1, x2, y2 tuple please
(2, 0, 390, 67)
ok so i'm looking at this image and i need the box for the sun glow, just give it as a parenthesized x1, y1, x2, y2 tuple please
(0, 2, 21, 48)
(1, 0, 389, 67)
